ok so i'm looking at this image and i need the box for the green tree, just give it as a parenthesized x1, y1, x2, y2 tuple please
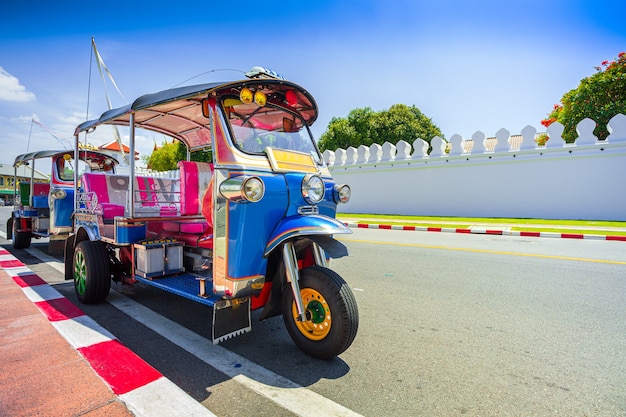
(147, 140, 212, 171)
(542, 52, 626, 142)
(318, 104, 443, 152)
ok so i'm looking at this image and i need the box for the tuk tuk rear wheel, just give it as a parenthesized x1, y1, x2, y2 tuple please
(12, 223, 31, 249)
(282, 266, 359, 359)
(73, 240, 111, 304)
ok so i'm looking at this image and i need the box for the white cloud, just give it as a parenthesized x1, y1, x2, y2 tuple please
(0, 67, 36, 102)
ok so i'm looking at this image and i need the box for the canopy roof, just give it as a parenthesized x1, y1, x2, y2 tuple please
(74, 78, 318, 152)
(14, 150, 68, 167)
(13, 149, 117, 169)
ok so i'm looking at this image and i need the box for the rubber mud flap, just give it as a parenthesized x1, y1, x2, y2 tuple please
(212, 297, 252, 343)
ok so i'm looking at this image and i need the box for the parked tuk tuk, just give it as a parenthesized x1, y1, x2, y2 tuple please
(8, 149, 117, 252)
(65, 67, 358, 358)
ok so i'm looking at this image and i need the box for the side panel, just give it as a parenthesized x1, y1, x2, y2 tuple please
(50, 188, 74, 229)
(213, 170, 288, 298)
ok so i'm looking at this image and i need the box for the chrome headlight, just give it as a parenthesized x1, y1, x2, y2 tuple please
(333, 184, 351, 204)
(302, 175, 324, 204)
(242, 177, 265, 202)
(51, 188, 67, 200)
(219, 176, 265, 203)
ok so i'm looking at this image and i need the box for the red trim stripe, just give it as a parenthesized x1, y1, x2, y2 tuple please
(12, 274, 47, 287)
(78, 340, 162, 395)
(34, 298, 85, 321)
(561, 233, 584, 239)
(0, 259, 25, 268)
(485, 230, 504, 235)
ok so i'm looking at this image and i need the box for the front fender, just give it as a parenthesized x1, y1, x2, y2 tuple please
(264, 214, 351, 257)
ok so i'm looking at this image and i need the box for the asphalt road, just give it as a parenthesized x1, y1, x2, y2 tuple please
(2, 207, 625, 416)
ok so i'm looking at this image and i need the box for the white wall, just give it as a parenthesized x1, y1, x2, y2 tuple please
(325, 115, 626, 221)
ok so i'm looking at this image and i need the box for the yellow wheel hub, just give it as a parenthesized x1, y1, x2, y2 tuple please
(292, 288, 332, 341)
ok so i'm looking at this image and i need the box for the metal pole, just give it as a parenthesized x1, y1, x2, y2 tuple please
(282, 241, 307, 321)
(129, 113, 136, 218)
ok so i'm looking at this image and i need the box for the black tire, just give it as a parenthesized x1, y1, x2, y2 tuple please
(282, 266, 359, 359)
(12, 221, 31, 249)
(63, 235, 76, 281)
(73, 240, 111, 304)
(6, 216, 13, 240)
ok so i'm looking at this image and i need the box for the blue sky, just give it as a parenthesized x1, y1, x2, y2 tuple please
(1, 0, 624, 166)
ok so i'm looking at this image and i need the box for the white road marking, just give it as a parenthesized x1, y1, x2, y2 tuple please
(25, 247, 65, 273)
(22, 243, 361, 416)
(107, 290, 362, 417)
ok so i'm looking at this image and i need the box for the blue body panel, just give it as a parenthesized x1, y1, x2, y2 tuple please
(226, 172, 288, 278)
(52, 188, 74, 227)
(224, 170, 348, 278)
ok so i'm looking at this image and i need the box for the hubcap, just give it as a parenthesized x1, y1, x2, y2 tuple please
(292, 288, 331, 340)
(74, 250, 87, 295)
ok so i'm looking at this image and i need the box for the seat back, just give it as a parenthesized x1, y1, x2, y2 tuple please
(18, 182, 50, 207)
(178, 161, 213, 215)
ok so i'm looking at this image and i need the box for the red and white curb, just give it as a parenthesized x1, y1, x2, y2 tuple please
(0, 248, 215, 417)
(344, 222, 626, 241)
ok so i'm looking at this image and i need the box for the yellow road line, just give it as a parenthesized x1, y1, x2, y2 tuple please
(338, 237, 626, 265)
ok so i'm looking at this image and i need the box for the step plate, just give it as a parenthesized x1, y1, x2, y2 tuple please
(135, 274, 219, 307)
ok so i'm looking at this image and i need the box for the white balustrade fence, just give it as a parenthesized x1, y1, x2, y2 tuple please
(325, 115, 626, 221)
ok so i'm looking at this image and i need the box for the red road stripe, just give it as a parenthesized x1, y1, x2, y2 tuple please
(34, 298, 85, 321)
(0, 249, 10, 255)
(357, 223, 369, 228)
(402, 226, 416, 231)
(0, 259, 25, 268)
(456, 229, 472, 234)
(12, 274, 47, 287)
(520, 231, 541, 237)
(485, 230, 504, 235)
(561, 233, 584, 239)
(79, 340, 162, 395)
(427, 227, 442, 232)
(379, 224, 392, 229)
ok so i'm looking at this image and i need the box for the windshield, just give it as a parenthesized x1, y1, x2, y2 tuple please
(223, 97, 321, 163)
(55, 152, 116, 182)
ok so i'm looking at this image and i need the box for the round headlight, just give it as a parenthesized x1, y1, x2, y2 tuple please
(242, 177, 265, 202)
(51, 188, 67, 200)
(334, 184, 351, 204)
(302, 175, 324, 204)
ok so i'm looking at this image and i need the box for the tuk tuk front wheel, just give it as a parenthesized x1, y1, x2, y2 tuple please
(282, 266, 359, 359)
(73, 240, 111, 304)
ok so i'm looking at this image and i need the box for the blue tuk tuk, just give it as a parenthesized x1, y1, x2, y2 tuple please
(8, 149, 117, 252)
(65, 67, 358, 358)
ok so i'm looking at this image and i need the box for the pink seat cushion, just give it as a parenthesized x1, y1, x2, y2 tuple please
(160, 221, 209, 234)
(161, 222, 180, 232)
(179, 222, 208, 234)
(101, 203, 124, 218)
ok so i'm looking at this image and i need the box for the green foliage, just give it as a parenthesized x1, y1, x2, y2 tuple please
(147, 140, 212, 171)
(542, 52, 626, 142)
(318, 104, 444, 152)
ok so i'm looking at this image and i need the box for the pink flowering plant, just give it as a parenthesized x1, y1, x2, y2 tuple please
(541, 52, 626, 142)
